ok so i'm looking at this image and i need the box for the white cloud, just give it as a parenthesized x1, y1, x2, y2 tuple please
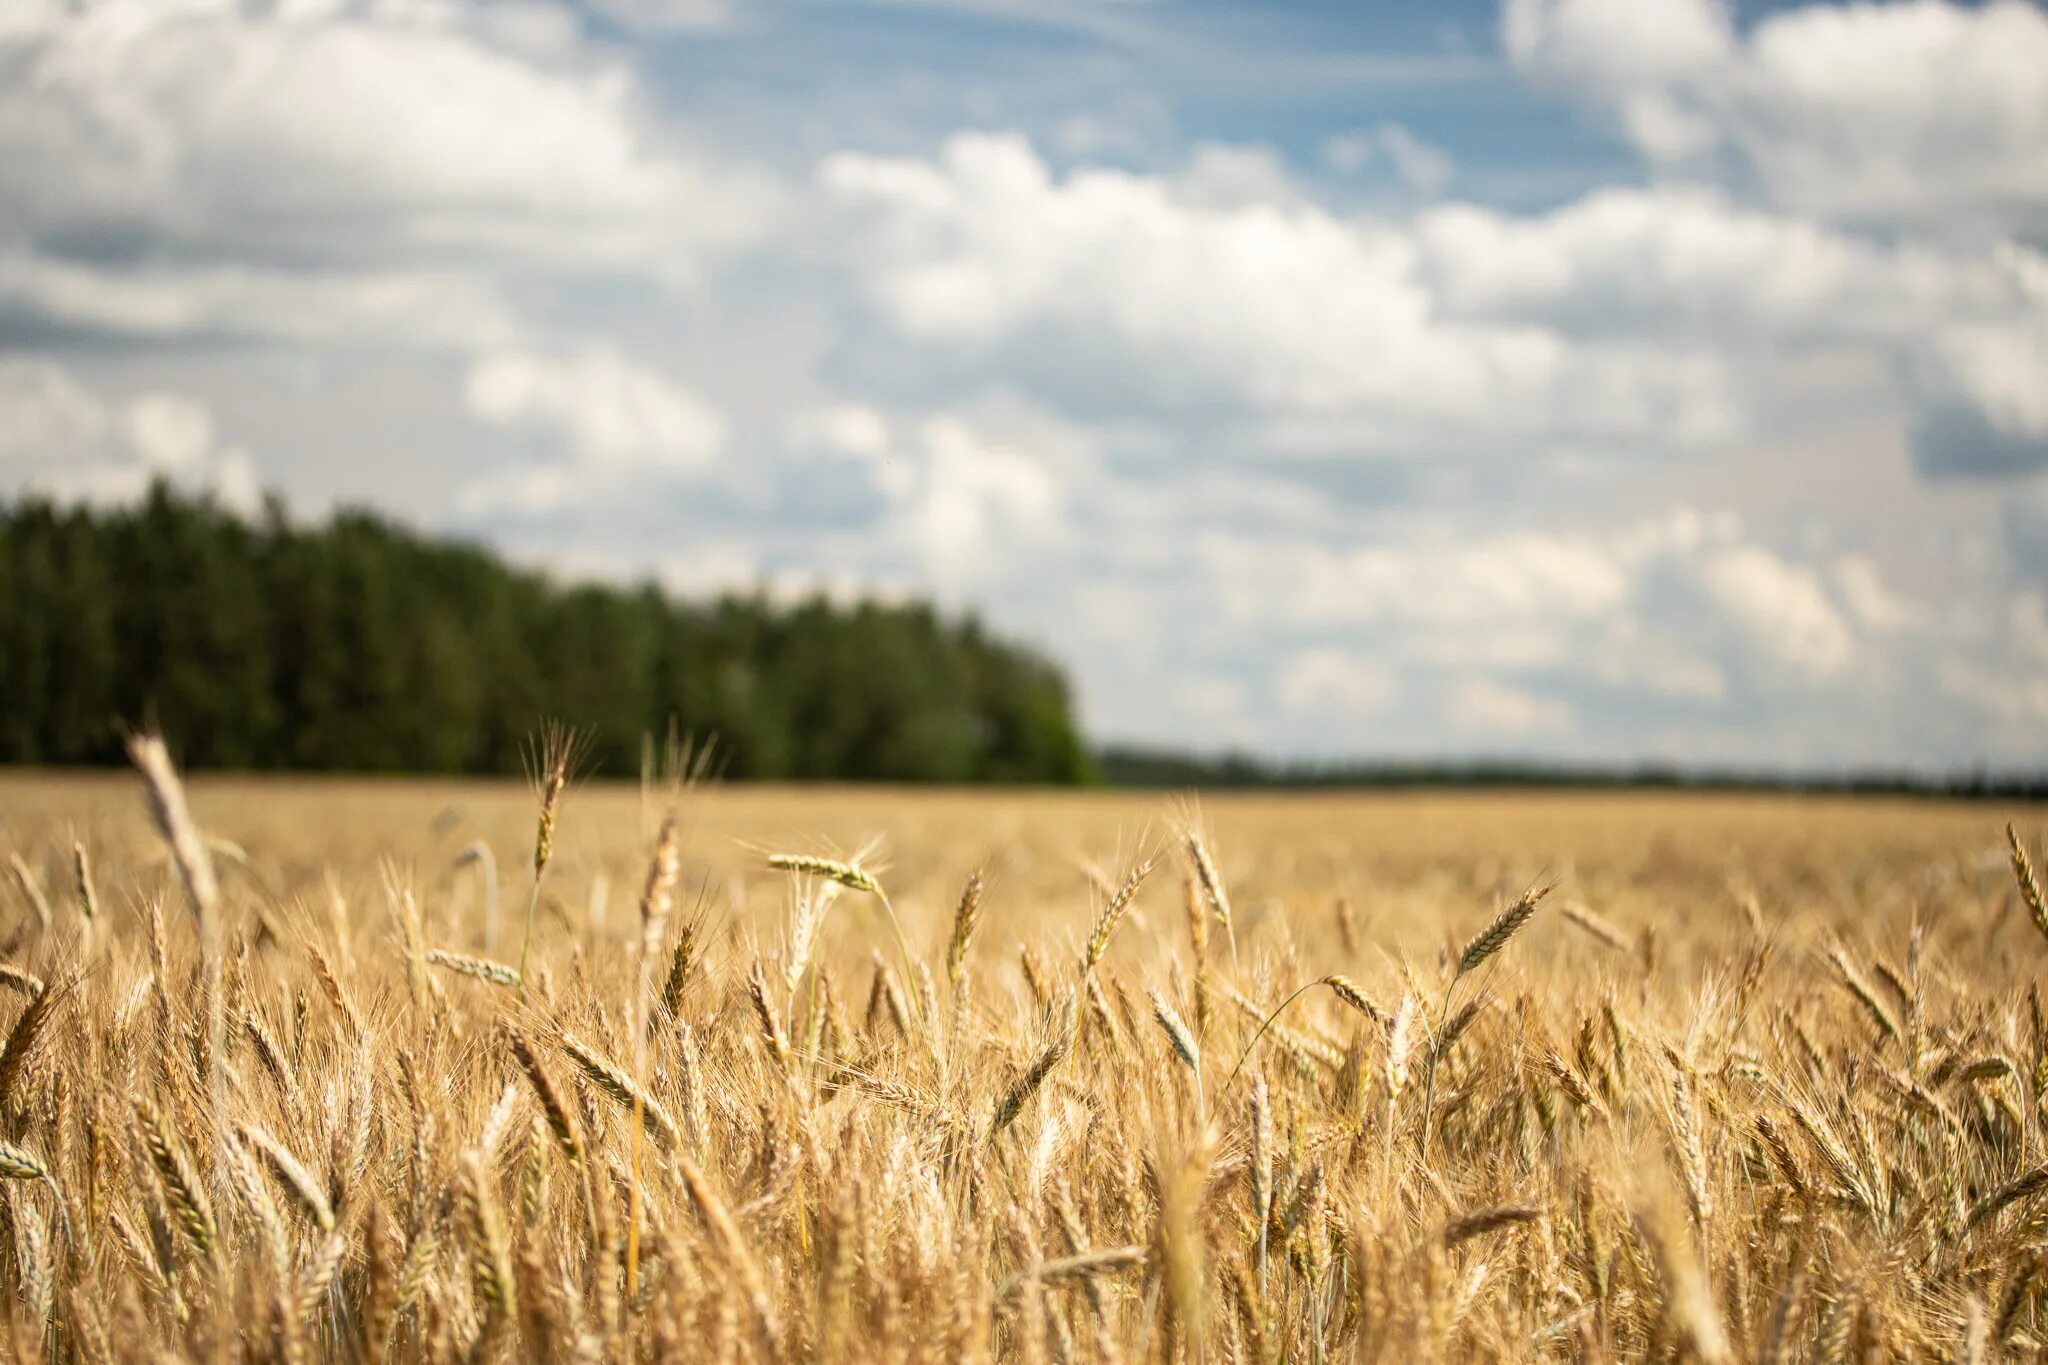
(804, 404, 1066, 582)
(1690, 544, 1855, 680)
(0, 355, 261, 511)
(1276, 648, 1401, 716)
(459, 348, 724, 513)
(125, 391, 216, 471)
(1506, 0, 2048, 234)
(1502, 0, 1732, 158)
(590, 0, 735, 33)
(1418, 188, 2037, 338)
(1450, 677, 1574, 735)
(1925, 320, 2048, 441)
(1202, 509, 1888, 702)
(0, 1, 773, 347)
(1418, 185, 2048, 476)
(0, 2, 732, 262)
(0, 251, 524, 349)
(825, 132, 1742, 448)
(0, 357, 107, 466)
(1833, 554, 1919, 632)
(1321, 123, 1455, 194)
(1938, 658, 2048, 728)
(1503, 0, 1732, 90)
(1210, 528, 1634, 628)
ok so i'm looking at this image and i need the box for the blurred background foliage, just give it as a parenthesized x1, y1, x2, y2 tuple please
(0, 483, 1092, 783)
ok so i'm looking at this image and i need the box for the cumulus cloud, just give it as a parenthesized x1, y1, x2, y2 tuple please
(457, 348, 724, 514)
(1200, 509, 1886, 718)
(1911, 316, 2048, 475)
(0, 0, 773, 347)
(824, 132, 1743, 450)
(800, 404, 1068, 583)
(1417, 189, 2039, 339)
(1276, 648, 1402, 716)
(1502, 0, 1732, 159)
(822, 130, 2045, 489)
(1422, 186, 2047, 479)
(590, 0, 736, 33)
(1451, 678, 1574, 735)
(0, 252, 523, 349)
(1505, 0, 2048, 235)
(1688, 545, 1855, 680)
(0, 356, 261, 513)
(1320, 123, 1455, 195)
(466, 349, 724, 471)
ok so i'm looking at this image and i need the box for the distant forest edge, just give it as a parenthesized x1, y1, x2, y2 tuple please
(0, 485, 1091, 782)
(1096, 747, 2048, 799)
(5, 486, 2042, 795)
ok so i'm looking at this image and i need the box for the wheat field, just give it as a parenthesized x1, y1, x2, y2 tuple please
(0, 758, 2043, 1362)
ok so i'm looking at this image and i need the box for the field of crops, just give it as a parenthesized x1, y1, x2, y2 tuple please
(0, 759, 2043, 1361)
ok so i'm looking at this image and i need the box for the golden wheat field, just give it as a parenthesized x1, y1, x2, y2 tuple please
(1, 759, 2046, 1362)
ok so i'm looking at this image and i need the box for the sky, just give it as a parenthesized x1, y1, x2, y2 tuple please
(2, 0, 2046, 772)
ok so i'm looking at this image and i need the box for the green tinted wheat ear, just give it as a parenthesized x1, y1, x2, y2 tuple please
(459, 1150, 516, 1333)
(127, 733, 218, 919)
(1443, 1205, 1542, 1248)
(1249, 1071, 1273, 1294)
(502, 1026, 581, 1165)
(0, 981, 62, 1110)
(134, 1099, 215, 1257)
(1969, 1160, 2048, 1233)
(238, 1124, 334, 1232)
(1422, 882, 1551, 1148)
(768, 849, 932, 1061)
(2009, 825, 2048, 947)
(427, 948, 521, 989)
(1561, 901, 1631, 953)
(1150, 991, 1200, 1072)
(0, 964, 43, 999)
(0, 1142, 51, 1182)
(767, 852, 881, 896)
(516, 722, 581, 997)
(1185, 833, 1235, 958)
(526, 722, 578, 878)
(627, 810, 682, 1301)
(1458, 883, 1551, 977)
(1151, 990, 1204, 1122)
(747, 962, 792, 1072)
(1829, 948, 1901, 1048)
(997, 1246, 1148, 1299)
(945, 870, 986, 991)
(1322, 974, 1390, 1026)
(71, 840, 96, 949)
(7, 852, 49, 933)
(1215, 973, 1386, 1103)
(991, 1010, 1075, 1141)
(561, 1033, 680, 1151)
(659, 920, 698, 1020)
(1082, 856, 1156, 974)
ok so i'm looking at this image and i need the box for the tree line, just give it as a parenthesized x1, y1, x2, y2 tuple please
(0, 484, 1092, 782)
(1096, 745, 2047, 799)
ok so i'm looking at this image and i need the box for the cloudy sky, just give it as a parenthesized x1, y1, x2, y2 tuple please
(3, 0, 2046, 771)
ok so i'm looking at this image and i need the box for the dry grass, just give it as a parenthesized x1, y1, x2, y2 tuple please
(0, 767, 2043, 1361)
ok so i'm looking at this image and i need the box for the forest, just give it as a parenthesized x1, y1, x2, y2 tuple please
(0, 485, 1092, 782)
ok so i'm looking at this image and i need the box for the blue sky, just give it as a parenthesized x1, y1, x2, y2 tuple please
(3, 0, 2046, 770)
